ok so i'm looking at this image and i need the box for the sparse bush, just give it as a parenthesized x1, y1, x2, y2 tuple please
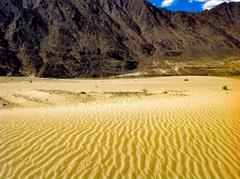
(222, 85, 229, 91)
(143, 88, 148, 94)
(29, 80, 32, 83)
(184, 79, 189, 81)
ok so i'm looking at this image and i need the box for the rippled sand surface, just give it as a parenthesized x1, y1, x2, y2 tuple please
(0, 76, 240, 178)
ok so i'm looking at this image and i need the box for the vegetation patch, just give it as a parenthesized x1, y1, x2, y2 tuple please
(222, 85, 229, 91)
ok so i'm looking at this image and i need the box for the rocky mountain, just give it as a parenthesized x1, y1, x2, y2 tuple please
(0, 0, 239, 77)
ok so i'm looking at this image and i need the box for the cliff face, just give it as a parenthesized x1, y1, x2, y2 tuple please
(0, 0, 240, 77)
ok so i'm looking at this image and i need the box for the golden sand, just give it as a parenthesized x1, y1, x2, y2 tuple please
(0, 76, 240, 178)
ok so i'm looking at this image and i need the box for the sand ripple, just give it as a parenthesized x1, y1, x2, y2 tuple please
(0, 77, 240, 178)
(1, 95, 240, 178)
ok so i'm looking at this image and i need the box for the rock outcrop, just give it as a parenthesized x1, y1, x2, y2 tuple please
(0, 0, 239, 77)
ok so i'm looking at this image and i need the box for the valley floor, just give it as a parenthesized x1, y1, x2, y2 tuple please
(0, 76, 240, 178)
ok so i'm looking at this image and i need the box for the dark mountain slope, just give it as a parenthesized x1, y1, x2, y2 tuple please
(0, 0, 239, 77)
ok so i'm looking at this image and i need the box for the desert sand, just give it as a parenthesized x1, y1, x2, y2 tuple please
(0, 76, 240, 178)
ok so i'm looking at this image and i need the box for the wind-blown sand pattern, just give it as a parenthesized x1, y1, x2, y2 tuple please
(0, 76, 240, 178)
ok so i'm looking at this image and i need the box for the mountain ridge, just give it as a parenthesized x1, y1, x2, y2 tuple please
(0, 0, 240, 77)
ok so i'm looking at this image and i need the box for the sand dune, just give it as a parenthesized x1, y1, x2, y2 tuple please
(0, 76, 240, 178)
